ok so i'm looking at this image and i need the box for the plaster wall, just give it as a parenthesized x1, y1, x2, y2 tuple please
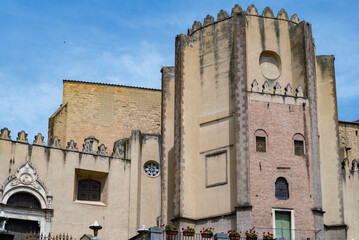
(0, 130, 160, 240)
(316, 55, 347, 239)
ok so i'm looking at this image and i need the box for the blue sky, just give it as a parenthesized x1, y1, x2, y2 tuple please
(0, 0, 358, 143)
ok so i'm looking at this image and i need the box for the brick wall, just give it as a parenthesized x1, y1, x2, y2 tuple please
(248, 99, 314, 231)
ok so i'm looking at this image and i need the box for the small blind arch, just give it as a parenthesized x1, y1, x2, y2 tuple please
(275, 177, 289, 200)
(7, 192, 41, 209)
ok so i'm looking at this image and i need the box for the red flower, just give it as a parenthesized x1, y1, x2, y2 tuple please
(194, 225, 196, 227)
(162, 224, 165, 227)
(182, 228, 184, 230)
(187, 226, 189, 229)
(200, 230, 202, 233)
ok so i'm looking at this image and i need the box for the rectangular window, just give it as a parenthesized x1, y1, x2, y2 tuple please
(294, 140, 304, 156)
(256, 136, 266, 152)
(75, 168, 108, 205)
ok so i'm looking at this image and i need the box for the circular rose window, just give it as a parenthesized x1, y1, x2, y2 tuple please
(144, 162, 160, 177)
(259, 51, 281, 80)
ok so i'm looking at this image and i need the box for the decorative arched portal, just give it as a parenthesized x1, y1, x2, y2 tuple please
(0, 157, 53, 236)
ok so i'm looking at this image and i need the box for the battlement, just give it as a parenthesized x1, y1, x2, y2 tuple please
(187, 4, 300, 35)
(0, 127, 160, 161)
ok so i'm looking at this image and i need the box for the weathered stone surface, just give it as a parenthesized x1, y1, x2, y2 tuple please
(33, 133, 45, 146)
(66, 140, 78, 151)
(17, 131, 28, 143)
(0, 128, 11, 140)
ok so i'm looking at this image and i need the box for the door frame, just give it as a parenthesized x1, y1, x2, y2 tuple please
(1, 203, 53, 236)
(272, 208, 295, 240)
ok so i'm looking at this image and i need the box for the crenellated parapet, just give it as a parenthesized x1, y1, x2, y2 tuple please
(187, 4, 300, 35)
(342, 158, 359, 177)
(250, 79, 304, 98)
(0, 127, 160, 161)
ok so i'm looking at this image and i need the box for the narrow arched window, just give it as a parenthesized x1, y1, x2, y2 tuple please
(77, 179, 101, 201)
(293, 134, 305, 156)
(275, 177, 289, 200)
(254, 129, 268, 152)
(7, 192, 41, 209)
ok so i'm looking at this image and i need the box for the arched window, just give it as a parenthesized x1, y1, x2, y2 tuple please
(275, 177, 289, 200)
(7, 192, 41, 209)
(254, 129, 268, 152)
(77, 179, 101, 201)
(293, 133, 305, 156)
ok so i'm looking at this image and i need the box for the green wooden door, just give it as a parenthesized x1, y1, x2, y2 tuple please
(275, 211, 291, 240)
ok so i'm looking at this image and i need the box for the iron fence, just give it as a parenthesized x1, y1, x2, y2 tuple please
(19, 232, 76, 240)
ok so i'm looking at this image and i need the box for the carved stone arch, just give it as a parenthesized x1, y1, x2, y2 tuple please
(3, 187, 46, 208)
(1, 157, 52, 209)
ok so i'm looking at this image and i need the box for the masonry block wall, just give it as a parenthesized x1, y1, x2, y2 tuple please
(339, 122, 359, 240)
(48, 80, 161, 150)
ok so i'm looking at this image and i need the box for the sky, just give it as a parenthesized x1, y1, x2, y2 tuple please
(0, 0, 358, 144)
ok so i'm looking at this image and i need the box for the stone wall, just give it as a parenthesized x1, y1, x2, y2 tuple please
(339, 122, 359, 240)
(48, 80, 161, 150)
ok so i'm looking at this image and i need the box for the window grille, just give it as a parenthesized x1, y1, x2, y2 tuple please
(256, 136, 266, 152)
(7, 192, 41, 209)
(275, 177, 289, 200)
(294, 140, 304, 156)
(78, 179, 101, 201)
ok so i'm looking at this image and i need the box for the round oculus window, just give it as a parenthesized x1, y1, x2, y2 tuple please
(259, 51, 281, 80)
(144, 162, 159, 177)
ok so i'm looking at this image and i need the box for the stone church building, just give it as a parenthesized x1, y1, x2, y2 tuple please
(0, 4, 358, 240)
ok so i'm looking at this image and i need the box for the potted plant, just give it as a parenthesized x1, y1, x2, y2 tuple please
(245, 230, 257, 240)
(262, 232, 273, 240)
(163, 224, 178, 235)
(182, 225, 196, 237)
(200, 227, 214, 238)
(227, 230, 241, 240)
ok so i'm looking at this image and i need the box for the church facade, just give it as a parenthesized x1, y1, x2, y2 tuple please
(0, 4, 358, 240)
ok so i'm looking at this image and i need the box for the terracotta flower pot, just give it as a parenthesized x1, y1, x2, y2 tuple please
(201, 233, 213, 238)
(229, 235, 240, 240)
(183, 231, 195, 237)
(166, 230, 178, 236)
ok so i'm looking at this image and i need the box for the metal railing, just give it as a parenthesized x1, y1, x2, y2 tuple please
(19, 232, 76, 240)
(161, 229, 317, 240)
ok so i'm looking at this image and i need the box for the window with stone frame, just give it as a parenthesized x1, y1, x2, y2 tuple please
(75, 169, 108, 204)
(294, 140, 304, 156)
(77, 179, 101, 201)
(275, 177, 289, 200)
(256, 136, 266, 152)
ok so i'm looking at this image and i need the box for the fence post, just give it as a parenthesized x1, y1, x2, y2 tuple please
(149, 227, 163, 240)
(214, 233, 228, 240)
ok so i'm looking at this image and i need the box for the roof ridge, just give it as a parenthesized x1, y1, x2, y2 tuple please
(63, 79, 161, 91)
